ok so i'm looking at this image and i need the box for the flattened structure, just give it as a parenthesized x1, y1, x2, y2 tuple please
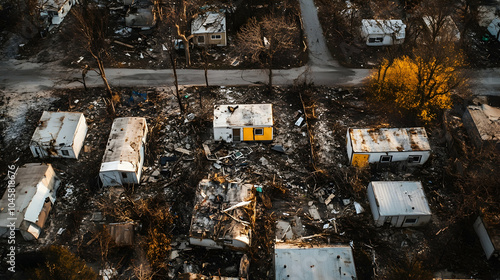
(189, 179, 256, 249)
(463, 104, 500, 149)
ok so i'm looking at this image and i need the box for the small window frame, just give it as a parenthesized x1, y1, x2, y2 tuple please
(408, 155, 422, 163)
(254, 128, 264, 136)
(61, 150, 69, 156)
(404, 218, 418, 224)
(379, 155, 392, 163)
(211, 34, 222, 40)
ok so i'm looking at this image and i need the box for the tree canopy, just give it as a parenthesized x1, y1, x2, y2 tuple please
(369, 44, 467, 123)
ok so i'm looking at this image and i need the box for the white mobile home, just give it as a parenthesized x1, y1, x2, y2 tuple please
(462, 104, 500, 150)
(0, 163, 61, 240)
(367, 181, 431, 227)
(361, 19, 406, 46)
(30, 111, 88, 159)
(346, 127, 431, 167)
(191, 12, 227, 47)
(274, 243, 357, 280)
(189, 179, 256, 249)
(214, 104, 273, 142)
(473, 215, 500, 260)
(99, 117, 148, 187)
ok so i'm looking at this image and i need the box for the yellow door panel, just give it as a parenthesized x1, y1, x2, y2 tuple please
(352, 154, 369, 168)
(243, 127, 254, 141)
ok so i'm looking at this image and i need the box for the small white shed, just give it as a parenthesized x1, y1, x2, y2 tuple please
(346, 127, 431, 167)
(30, 111, 88, 159)
(189, 179, 256, 250)
(473, 215, 500, 260)
(361, 19, 406, 46)
(367, 181, 431, 227)
(488, 18, 500, 41)
(99, 117, 148, 187)
(274, 243, 357, 280)
(214, 104, 273, 142)
(0, 163, 61, 240)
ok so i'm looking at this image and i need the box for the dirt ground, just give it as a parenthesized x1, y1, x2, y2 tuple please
(0, 83, 498, 279)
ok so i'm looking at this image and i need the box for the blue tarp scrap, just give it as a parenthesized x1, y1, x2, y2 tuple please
(127, 91, 148, 105)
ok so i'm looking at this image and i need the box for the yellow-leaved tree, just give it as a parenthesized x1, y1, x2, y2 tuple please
(369, 44, 467, 123)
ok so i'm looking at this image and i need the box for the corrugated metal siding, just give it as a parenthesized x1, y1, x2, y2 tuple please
(371, 181, 431, 216)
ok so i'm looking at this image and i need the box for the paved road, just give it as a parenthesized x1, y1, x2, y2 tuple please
(0, 59, 370, 93)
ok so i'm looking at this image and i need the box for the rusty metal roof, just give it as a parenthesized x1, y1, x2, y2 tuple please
(349, 127, 430, 153)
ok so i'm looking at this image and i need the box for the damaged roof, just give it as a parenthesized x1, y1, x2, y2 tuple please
(274, 243, 357, 280)
(101, 117, 147, 172)
(465, 104, 500, 142)
(349, 127, 430, 153)
(106, 222, 135, 246)
(214, 104, 273, 128)
(191, 12, 226, 34)
(30, 111, 85, 147)
(371, 181, 431, 216)
(189, 179, 255, 249)
(0, 163, 60, 229)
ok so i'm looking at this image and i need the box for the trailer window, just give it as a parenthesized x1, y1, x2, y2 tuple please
(122, 172, 128, 179)
(379, 155, 392, 163)
(211, 34, 222, 40)
(408, 155, 422, 163)
(368, 37, 383, 43)
(62, 150, 69, 156)
(254, 128, 264, 135)
(404, 218, 418, 224)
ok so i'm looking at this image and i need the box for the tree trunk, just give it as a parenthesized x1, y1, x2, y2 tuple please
(96, 56, 112, 98)
(204, 48, 209, 87)
(170, 53, 184, 113)
(183, 38, 191, 66)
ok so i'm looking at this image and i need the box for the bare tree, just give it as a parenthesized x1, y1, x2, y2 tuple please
(157, 7, 185, 113)
(235, 14, 298, 92)
(72, 2, 115, 103)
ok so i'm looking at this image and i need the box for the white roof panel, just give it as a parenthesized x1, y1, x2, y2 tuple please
(349, 127, 430, 153)
(31, 111, 85, 147)
(275, 244, 357, 280)
(101, 117, 147, 168)
(362, 19, 406, 36)
(191, 12, 226, 34)
(0, 163, 59, 229)
(371, 181, 431, 216)
(213, 104, 273, 128)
